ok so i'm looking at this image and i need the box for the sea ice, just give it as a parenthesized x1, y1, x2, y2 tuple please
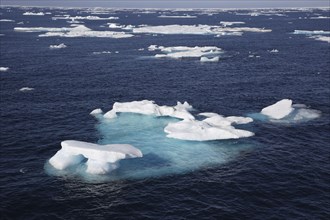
(158, 15, 197, 18)
(90, 108, 103, 115)
(0, 19, 15, 22)
(19, 87, 34, 92)
(220, 21, 245, 27)
(23, 12, 45, 16)
(132, 24, 271, 35)
(293, 30, 330, 35)
(49, 43, 67, 49)
(52, 15, 119, 21)
(0, 67, 9, 72)
(310, 35, 330, 43)
(49, 140, 143, 174)
(200, 56, 219, 62)
(269, 49, 279, 53)
(104, 100, 194, 120)
(164, 113, 254, 141)
(261, 99, 294, 119)
(149, 45, 223, 59)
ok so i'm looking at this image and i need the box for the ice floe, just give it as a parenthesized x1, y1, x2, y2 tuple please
(158, 15, 197, 18)
(309, 35, 330, 43)
(104, 100, 194, 120)
(49, 43, 67, 49)
(254, 99, 321, 123)
(220, 21, 245, 27)
(200, 56, 219, 62)
(261, 99, 294, 120)
(19, 87, 34, 92)
(23, 12, 45, 16)
(15, 25, 134, 38)
(310, 16, 330, 19)
(269, 49, 279, 53)
(92, 51, 112, 55)
(90, 108, 103, 115)
(148, 45, 223, 59)
(0, 67, 9, 72)
(132, 24, 271, 35)
(0, 19, 15, 22)
(49, 140, 143, 174)
(293, 30, 330, 35)
(164, 113, 254, 141)
(52, 15, 119, 21)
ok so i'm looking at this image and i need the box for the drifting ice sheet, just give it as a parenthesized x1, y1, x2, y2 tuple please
(49, 140, 143, 174)
(261, 99, 294, 119)
(104, 100, 194, 120)
(149, 45, 223, 59)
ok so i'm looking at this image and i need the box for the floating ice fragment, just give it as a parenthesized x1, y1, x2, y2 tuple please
(164, 113, 254, 141)
(0, 19, 15, 22)
(0, 67, 9, 72)
(269, 49, 279, 53)
(309, 35, 330, 43)
(49, 140, 143, 174)
(19, 87, 34, 92)
(52, 15, 119, 21)
(104, 100, 194, 120)
(220, 21, 245, 27)
(93, 51, 112, 55)
(23, 12, 45, 16)
(49, 43, 67, 49)
(90, 108, 103, 115)
(158, 15, 197, 18)
(261, 99, 294, 119)
(150, 45, 223, 59)
(200, 56, 219, 62)
(293, 30, 330, 35)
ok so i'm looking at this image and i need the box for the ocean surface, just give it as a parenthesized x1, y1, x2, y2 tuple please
(1, 6, 330, 219)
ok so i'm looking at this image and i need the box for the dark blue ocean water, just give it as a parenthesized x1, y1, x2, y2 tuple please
(1, 6, 330, 219)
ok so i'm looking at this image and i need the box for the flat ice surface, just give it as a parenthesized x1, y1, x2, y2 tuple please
(261, 99, 294, 119)
(164, 113, 254, 141)
(0, 67, 9, 72)
(49, 43, 67, 49)
(148, 45, 223, 59)
(49, 140, 143, 174)
(104, 100, 194, 120)
(52, 15, 119, 21)
(252, 99, 321, 123)
(15, 25, 134, 38)
(132, 24, 271, 35)
(23, 12, 44, 16)
(200, 56, 219, 62)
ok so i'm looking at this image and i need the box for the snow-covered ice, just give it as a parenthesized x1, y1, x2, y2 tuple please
(49, 140, 143, 174)
(261, 99, 294, 120)
(104, 100, 194, 120)
(52, 15, 119, 21)
(90, 108, 103, 115)
(164, 113, 254, 141)
(49, 43, 67, 49)
(200, 56, 219, 62)
(15, 25, 134, 38)
(148, 45, 223, 59)
(23, 12, 45, 16)
(0, 67, 9, 72)
(19, 87, 34, 92)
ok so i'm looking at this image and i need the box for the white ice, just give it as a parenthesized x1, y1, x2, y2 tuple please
(309, 35, 330, 43)
(132, 24, 271, 35)
(49, 140, 143, 174)
(93, 51, 112, 55)
(0, 19, 15, 22)
(23, 12, 45, 16)
(269, 49, 279, 53)
(49, 43, 67, 49)
(0, 67, 9, 72)
(293, 30, 330, 35)
(148, 45, 223, 59)
(14, 27, 70, 32)
(220, 21, 245, 27)
(200, 56, 219, 62)
(19, 87, 34, 92)
(52, 15, 119, 21)
(164, 113, 254, 141)
(261, 99, 294, 120)
(90, 108, 103, 115)
(158, 15, 197, 18)
(104, 100, 194, 120)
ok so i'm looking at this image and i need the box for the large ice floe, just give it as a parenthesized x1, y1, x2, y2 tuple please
(132, 24, 271, 35)
(49, 140, 142, 174)
(251, 99, 321, 123)
(14, 25, 134, 38)
(148, 45, 223, 60)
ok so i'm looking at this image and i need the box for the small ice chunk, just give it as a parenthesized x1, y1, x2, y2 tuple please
(0, 19, 15, 22)
(0, 67, 9, 72)
(49, 140, 143, 174)
(23, 12, 45, 16)
(19, 87, 34, 92)
(269, 49, 279, 53)
(49, 43, 67, 49)
(261, 99, 294, 119)
(152, 46, 223, 59)
(200, 56, 219, 62)
(90, 108, 103, 115)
